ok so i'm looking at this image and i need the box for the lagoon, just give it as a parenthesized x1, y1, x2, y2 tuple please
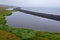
(5, 7, 60, 33)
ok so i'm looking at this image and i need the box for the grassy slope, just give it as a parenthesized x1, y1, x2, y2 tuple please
(0, 30, 21, 40)
(0, 7, 60, 40)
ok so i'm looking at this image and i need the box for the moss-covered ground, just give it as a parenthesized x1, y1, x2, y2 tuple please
(0, 7, 60, 40)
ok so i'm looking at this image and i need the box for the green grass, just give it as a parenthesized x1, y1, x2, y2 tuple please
(0, 7, 60, 40)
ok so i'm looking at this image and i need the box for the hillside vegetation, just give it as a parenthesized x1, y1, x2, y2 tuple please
(0, 7, 60, 40)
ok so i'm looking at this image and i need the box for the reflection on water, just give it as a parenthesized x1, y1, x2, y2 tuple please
(5, 11, 60, 33)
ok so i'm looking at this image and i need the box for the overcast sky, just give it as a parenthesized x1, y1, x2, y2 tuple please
(0, 0, 60, 8)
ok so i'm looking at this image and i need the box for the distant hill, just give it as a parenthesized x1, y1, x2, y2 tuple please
(0, 4, 16, 8)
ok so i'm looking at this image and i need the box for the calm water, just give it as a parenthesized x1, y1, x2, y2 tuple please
(5, 7, 60, 33)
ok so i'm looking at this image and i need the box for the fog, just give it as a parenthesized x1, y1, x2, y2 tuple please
(0, 0, 60, 8)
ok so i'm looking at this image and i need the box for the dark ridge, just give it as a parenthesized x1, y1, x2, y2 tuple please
(14, 7, 60, 21)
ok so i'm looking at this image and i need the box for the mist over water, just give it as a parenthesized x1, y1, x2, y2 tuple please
(21, 7, 60, 15)
(5, 7, 60, 33)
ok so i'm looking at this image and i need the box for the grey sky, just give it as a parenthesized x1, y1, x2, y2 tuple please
(0, 0, 60, 8)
